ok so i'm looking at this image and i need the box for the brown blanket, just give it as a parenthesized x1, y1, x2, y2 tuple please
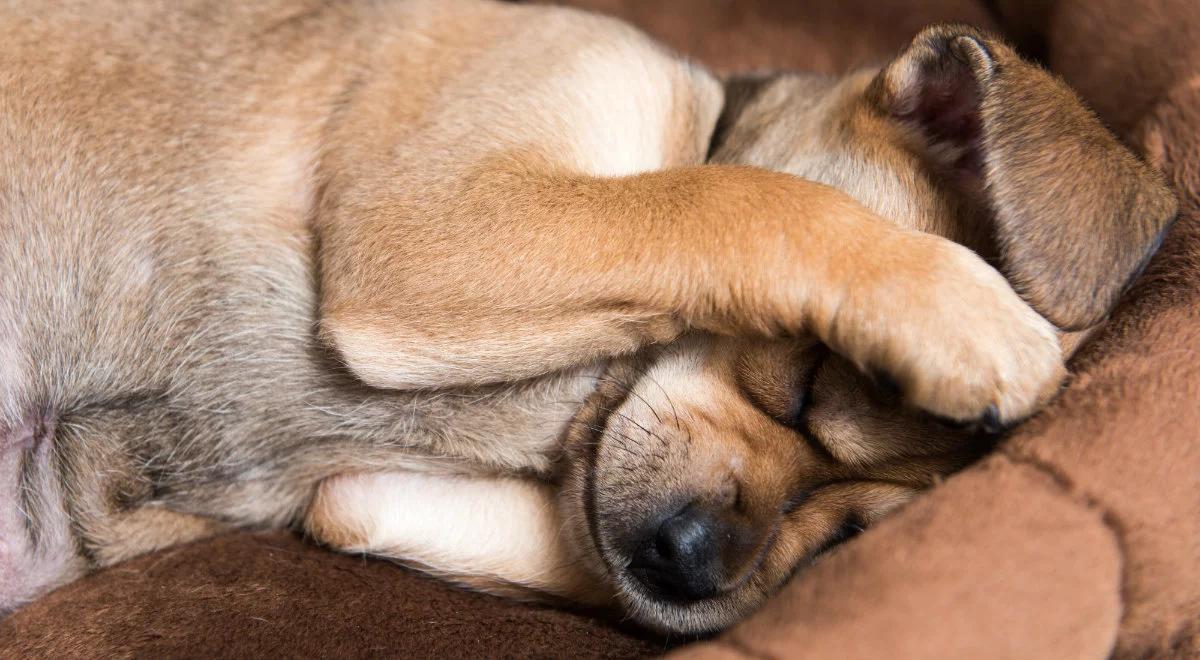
(3, 1, 1197, 657)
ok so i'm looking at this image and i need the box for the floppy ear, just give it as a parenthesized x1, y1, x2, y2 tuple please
(869, 25, 1177, 330)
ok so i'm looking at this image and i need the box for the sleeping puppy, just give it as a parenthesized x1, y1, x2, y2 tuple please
(307, 23, 1177, 632)
(0, 0, 1173, 637)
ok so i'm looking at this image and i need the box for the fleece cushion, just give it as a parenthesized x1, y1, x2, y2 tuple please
(3, 1, 1197, 657)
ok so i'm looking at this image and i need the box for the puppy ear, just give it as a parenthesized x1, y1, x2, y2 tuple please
(869, 25, 1177, 330)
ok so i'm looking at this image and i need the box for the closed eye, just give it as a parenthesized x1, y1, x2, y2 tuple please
(736, 341, 828, 426)
(776, 345, 829, 430)
(778, 347, 836, 462)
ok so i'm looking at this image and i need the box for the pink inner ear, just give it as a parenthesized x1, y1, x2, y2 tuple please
(892, 56, 986, 180)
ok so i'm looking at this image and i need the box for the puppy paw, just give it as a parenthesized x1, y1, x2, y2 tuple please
(834, 235, 1066, 425)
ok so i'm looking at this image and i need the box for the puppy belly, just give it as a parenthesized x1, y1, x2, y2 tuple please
(0, 411, 85, 616)
(306, 472, 608, 605)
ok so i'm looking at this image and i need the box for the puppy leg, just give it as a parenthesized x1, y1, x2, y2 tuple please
(305, 472, 612, 606)
(322, 162, 1063, 424)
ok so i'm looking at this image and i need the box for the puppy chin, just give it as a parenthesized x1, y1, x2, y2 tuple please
(614, 572, 765, 635)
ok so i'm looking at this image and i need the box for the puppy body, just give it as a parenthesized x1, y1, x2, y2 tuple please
(2, 0, 640, 610)
(0, 0, 1174, 632)
(305, 21, 1177, 632)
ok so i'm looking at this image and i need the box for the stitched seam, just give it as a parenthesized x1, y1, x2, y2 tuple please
(996, 448, 1130, 651)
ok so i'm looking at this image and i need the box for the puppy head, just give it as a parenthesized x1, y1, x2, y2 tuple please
(560, 336, 983, 633)
(562, 25, 1177, 633)
(712, 24, 1177, 330)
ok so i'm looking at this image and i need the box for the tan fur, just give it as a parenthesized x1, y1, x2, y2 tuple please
(307, 472, 612, 606)
(92, 509, 231, 567)
(327, 156, 1067, 420)
(0, 1, 1173, 635)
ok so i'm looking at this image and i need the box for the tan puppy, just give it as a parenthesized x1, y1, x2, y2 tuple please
(0, 0, 1173, 636)
(307, 22, 1176, 632)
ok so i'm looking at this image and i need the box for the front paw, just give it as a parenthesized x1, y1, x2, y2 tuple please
(835, 236, 1066, 425)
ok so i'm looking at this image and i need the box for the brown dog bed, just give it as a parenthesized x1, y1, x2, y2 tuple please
(3, 1, 1197, 657)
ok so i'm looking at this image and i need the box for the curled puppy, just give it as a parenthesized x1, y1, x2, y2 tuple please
(0, 0, 1173, 638)
(309, 24, 1177, 633)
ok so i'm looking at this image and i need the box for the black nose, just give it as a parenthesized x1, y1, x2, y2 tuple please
(629, 505, 725, 601)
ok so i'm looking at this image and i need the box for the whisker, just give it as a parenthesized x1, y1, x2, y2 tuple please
(608, 410, 655, 439)
(573, 373, 665, 427)
(630, 363, 682, 431)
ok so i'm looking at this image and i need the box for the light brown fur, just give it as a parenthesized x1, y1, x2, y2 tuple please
(0, 0, 1174, 635)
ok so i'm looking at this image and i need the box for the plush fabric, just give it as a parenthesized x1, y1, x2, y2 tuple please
(3, 1, 1197, 658)
(0, 532, 665, 659)
(545, 0, 996, 74)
